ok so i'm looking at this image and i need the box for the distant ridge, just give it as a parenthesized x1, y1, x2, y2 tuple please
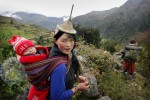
(0, 11, 64, 30)
(73, 0, 150, 42)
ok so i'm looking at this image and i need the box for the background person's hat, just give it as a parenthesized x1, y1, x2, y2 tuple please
(8, 36, 34, 55)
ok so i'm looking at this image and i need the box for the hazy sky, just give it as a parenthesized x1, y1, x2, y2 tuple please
(0, 0, 127, 17)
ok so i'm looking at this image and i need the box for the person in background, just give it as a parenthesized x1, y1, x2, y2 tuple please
(120, 40, 142, 75)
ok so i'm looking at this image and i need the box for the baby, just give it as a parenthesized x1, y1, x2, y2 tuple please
(8, 35, 50, 100)
(8, 35, 49, 64)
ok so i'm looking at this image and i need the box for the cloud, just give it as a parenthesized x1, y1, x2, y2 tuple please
(0, 0, 127, 17)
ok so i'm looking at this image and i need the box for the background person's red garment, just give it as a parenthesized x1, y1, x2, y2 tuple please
(123, 60, 135, 75)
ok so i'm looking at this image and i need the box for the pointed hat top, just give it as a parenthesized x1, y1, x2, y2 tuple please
(56, 4, 76, 34)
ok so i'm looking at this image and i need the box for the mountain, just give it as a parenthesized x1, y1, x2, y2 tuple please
(73, 0, 150, 42)
(0, 11, 22, 19)
(0, 15, 50, 38)
(1, 0, 149, 42)
(0, 11, 64, 30)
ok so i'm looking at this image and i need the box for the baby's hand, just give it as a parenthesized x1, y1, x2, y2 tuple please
(16, 54, 21, 60)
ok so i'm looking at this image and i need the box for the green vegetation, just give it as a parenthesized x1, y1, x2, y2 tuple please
(136, 31, 150, 84)
(1, 57, 29, 100)
(74, 24, 102, 48)
(76, 43, 150, 100)
(0, 15, 150, 99)
(100, 39, 117, 54)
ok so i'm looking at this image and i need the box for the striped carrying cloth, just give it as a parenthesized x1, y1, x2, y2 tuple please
(23, 56, 68, 90)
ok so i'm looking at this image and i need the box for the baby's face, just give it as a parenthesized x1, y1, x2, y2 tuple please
(23, 46, 37, 55)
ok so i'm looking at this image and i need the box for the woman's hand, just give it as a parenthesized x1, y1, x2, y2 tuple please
(72, 76, 89, 94)
(77, 76, 88, 83)
(77, 81, 89, 91)
(72, 81, 90, 94)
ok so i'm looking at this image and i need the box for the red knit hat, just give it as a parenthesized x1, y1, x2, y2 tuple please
(8, 36, 35, 55)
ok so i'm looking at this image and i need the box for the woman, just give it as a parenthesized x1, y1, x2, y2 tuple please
(49, 19, 89, 99)
(27, 19, 89, 100)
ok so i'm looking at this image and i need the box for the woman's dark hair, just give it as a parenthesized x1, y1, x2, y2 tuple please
(54, 30, 76, 41)
(54, 31, 64, 40)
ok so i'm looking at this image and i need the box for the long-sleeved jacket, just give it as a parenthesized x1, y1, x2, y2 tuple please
(50, 63, 74, 100)
(120, 44, 142, 61)
(18, 46, 49, 64)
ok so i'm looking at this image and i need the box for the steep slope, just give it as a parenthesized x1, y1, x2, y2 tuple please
(73, 7, 118, 28)
(73, 0, 150, 42)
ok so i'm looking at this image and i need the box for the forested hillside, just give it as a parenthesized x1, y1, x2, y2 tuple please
(73, 0, 150, 42)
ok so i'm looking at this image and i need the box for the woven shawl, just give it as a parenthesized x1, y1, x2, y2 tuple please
(23, 56, 68, 91)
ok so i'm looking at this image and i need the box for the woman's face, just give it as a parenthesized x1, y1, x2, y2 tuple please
(55, 33, 75, 55)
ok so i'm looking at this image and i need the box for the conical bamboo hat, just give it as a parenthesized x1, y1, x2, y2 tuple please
(56, 19, 76, 34)
(56, 4, 76, 34)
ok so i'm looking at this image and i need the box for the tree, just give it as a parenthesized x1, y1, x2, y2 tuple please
(135, 31, 150, 78)
(10, 19, 14, 25)
(101, 39, 117, 54)
(74, 24, 102, 47)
